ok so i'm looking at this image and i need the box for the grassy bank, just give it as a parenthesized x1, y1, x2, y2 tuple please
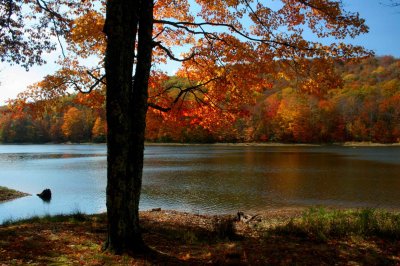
(274, 207, 400, 240)
(0, 186, 30, 202)
(1, 207, 400, 265)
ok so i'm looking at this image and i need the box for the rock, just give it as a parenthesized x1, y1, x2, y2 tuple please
(37, 189, 51, 202)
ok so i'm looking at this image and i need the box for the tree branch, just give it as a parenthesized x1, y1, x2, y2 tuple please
(154, 19, 304, 51)
(87, 71, 107, 85)
(35, 0, 68, 58)
(148, 77, 220, 112)
(74, 73, 106, 94)
(147, 102, 171, 112)
(153, 41, 196, 62)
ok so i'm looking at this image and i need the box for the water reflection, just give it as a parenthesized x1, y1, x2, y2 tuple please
(142, 145, 400, 213)
(1, 144, 400, 223)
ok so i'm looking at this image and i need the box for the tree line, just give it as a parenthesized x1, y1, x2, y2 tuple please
(1, 56, 399, 144)
(148, 56, 400, 143)
(0, 92, 106, 143)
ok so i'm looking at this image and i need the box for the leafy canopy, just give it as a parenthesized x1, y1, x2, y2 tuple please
(2, 0, 371, 118)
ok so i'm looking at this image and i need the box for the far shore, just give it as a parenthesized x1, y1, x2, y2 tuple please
(1, 141, 399, 147)
(145, 141, 400, 147)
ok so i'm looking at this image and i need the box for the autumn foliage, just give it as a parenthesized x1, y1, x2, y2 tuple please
(147, 56, 400, 143)
(1, 56, 399, 144)
(1, 0, 394, 254)
(1, 0, 379, 146)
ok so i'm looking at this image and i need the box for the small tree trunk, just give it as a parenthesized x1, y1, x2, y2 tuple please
(103, 0, 153, 254)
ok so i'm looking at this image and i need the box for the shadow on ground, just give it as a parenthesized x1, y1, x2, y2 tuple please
(1, 210, 400, 265)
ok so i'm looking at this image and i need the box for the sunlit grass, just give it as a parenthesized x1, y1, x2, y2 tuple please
(273, 207, 400, 241)
(2, 210, 89, 226)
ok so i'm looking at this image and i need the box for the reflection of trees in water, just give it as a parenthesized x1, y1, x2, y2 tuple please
(142, 147, 400, 212)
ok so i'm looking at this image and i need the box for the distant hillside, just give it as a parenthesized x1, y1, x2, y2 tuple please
(1, 56, 399, 143)
(146, 56, 400, 143)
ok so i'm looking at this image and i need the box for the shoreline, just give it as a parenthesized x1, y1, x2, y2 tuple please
(0, 186, 30, 203)
(0, 141, 399, 147)
(145, 141, 400, 147)
(4, 205, 400, 225)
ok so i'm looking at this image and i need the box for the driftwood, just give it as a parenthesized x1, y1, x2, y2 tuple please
(37, 189, 52, 202)
(236, 212, 262, 223)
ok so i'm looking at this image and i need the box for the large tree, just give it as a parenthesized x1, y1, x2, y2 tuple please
(1, 0, 371, 253)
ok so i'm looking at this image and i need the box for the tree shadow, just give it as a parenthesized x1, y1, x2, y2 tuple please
(139, 215, 246, 264)
(125, 245, 206, 265)
(0, 226, 63, 264)
(2, 213, 399, 265)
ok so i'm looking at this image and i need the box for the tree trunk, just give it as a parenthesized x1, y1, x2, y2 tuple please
(103, 0, 153, 254)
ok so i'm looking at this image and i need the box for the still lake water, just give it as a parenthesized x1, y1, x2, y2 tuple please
(0, 144, 400, 223)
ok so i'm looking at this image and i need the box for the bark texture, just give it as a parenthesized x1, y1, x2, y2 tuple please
(104, 0, 153, 253)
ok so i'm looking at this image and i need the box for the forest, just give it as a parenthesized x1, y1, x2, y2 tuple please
(1, 56, 399, 144)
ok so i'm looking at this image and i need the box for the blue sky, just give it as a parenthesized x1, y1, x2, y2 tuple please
(0, 0, 399, 105)
(343, 0, 400, 57)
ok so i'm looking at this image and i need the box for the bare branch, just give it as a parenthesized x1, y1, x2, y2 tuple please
(148, 76, 220, 112)
(35, 0, 68, 58)
(153, 41, 196, 62)
(35, 0, 64, 20)
(153, 27, 166, 40)
(87, 71, 107, 85)
(147, 102, 171, 112)
(154, 19, 304, 51)
(75, 74, 106, 94)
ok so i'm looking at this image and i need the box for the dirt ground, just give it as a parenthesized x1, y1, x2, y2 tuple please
(1, 208, 400, 265)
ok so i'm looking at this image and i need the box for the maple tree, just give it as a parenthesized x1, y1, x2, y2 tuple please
(61, 106, 94, 142)
(1, 0, 373, 254)
(92, 116, 107, 142)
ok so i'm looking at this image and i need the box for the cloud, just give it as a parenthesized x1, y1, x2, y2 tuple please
(0, 65, 44, 105)
(0, 50, 61, 105)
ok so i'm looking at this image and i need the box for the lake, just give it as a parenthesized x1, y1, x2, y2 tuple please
(0, 144, 400, 224)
